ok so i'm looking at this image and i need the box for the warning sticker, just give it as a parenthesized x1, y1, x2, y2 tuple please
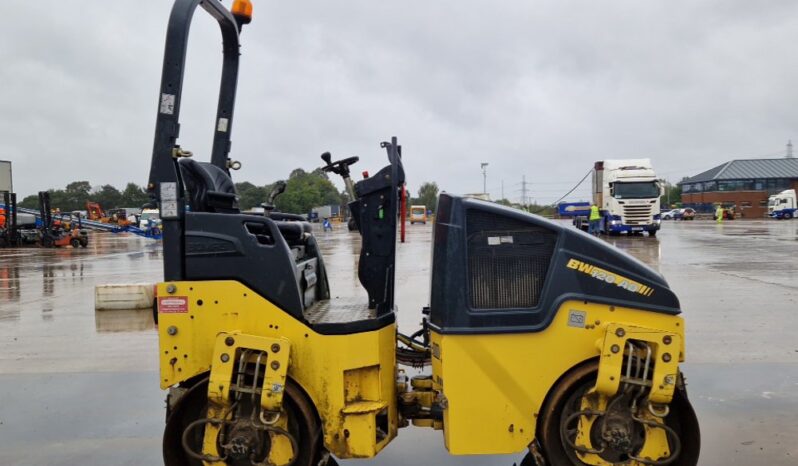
(160, 93, 175, 114)
(159, 296, 188, 314)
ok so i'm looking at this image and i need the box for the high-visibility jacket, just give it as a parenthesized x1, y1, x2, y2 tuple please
(715, 207, 724, 219)
(589, 205, 601, 221)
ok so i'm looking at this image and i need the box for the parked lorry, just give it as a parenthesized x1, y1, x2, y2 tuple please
(768, 189, 796, 219)
(573, 159, 663, 236)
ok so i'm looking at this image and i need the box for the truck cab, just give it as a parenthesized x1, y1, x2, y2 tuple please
(769, 189, 797, 219)
(595, 159, 663, 236)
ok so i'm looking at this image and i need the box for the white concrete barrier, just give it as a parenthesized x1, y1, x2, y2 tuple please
(95, 284, 155, 310)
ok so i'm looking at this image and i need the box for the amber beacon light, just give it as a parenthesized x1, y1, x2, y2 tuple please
(232, 0, 253, 24)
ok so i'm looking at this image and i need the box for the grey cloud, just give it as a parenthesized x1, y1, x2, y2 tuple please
(1, 0, 796, 204)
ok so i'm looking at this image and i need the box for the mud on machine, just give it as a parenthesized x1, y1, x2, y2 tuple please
(146, 1, 700, 465)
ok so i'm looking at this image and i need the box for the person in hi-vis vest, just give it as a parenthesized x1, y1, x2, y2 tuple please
(588, 204, 601, 236)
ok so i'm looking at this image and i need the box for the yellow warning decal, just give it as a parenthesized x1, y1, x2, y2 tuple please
(566, 258, 654, 297)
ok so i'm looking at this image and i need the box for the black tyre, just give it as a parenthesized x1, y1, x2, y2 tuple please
(70, 238, 81, 248)
(538, 362, 700, 466)
(785, 212, 793, 220)
(41, 236, 54, 248)
(164, 376, 330, 466)
(649, 230, 657, 237)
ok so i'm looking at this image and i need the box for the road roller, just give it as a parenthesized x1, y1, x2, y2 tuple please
(146, 1, 700, 465)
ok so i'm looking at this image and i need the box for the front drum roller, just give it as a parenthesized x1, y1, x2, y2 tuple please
(163, 375, 337, 466)
(536, 362, 700, 466)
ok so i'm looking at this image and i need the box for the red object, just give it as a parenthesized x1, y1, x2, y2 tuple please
(158, 296, 189, 314)
(362, 171, 369, 179)
(400, 184, 406, 243)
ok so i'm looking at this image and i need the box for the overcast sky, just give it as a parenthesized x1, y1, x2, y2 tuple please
(1, 0, 796, 203)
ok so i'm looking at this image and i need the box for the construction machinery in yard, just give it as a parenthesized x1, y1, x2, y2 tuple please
(1, 191, 18, 247)
(147, 1, 700, 465)
(38, 192, 88, 248)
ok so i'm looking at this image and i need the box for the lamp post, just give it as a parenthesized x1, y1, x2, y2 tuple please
(481, 162, 489, 195)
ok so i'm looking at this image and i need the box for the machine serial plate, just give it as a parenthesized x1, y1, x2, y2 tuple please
(567, 310, 586, 328)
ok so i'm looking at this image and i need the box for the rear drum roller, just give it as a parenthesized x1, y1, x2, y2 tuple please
(537, 362, 700, 466)
(163, 375, 335, 466)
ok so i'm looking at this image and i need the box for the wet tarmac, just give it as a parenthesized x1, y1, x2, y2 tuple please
(1, 219, 797, 465)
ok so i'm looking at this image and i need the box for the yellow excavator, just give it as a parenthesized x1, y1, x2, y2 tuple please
(146, 1, 700, 465)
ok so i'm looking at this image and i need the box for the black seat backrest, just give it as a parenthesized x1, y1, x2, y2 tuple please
(178, 158, 239, 213)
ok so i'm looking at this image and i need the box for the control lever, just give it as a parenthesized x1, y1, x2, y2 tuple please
(262, 180, 287, 214)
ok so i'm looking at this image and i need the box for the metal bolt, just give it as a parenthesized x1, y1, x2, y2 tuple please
(166, 284, 177, 294)
(167, 326, 178, 336)
(615, 328, 626, 338)
(225, 336, 235, 347)
(220, 353, 230, 363)
(662, 353, 672, 363)
(595, 320, 601, 326)
(611, 344, 620, 354)
(663, 335, 672, 345)
(271, 361, 281, 370)
(271, 343, 281, 353)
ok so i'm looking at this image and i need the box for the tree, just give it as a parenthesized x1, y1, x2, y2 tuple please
(660, 181, 682, 209)
(64, 181, 92, 211)
(236, 181, 270, 210)
(417, 182, 439, 213)
(94, 185, 123, 210)
(18, 194, 38, 209)
(276, 168, 341, 214)
(121, 183, 150, 207)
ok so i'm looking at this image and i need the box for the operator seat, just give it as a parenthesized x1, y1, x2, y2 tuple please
(178, 158, 312, 243)
(178, 158, 240, 213)
(178, 158, 312, 247)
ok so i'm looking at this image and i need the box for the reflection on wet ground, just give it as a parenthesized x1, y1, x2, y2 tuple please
(0, 233, 162, 373)
(0, 220, 797, 465)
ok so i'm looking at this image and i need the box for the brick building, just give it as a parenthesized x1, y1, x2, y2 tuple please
(679, 158, 798, 218)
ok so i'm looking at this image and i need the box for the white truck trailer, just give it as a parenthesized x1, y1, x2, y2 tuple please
(575, 159, 663, 236)
(768, 189, 797, 219)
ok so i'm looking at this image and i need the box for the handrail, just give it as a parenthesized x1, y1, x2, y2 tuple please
(147, 0, 246, 280)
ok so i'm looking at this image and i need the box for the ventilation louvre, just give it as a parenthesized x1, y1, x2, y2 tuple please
(466, 210, 557, 310)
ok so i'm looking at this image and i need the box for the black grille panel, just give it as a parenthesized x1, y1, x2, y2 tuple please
(466, 210, 557, 310)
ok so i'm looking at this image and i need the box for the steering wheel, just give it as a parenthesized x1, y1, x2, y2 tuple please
(320, 152, 359, 177)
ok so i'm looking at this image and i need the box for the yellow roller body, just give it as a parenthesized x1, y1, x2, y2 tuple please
(430, 299, 685, 456)
(157, 280, 397, 459)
